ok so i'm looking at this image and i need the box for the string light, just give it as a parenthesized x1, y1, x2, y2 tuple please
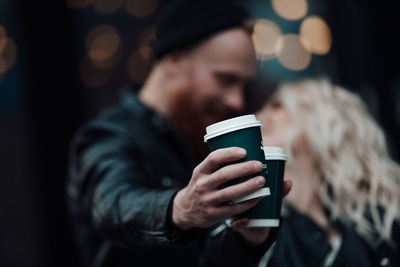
(300, 15, 332, 55)
(0, 26, 17, 76)
(266, 0, 332, 71)
(85, 25, 121, 69)
(125, 0, 159, 18)
(0, 40, 17, 74)
(0, 25, 7, 55)
(252, 19, 282, 61)
(93, 0, 124, 14)
(0, 57, 7, 74)
(138, 45, 152, 60)
(271, 0, 308, 21)
(0, 25, 8, 74)
(276, 34, 311, 71)
(137, 24, 156, 47)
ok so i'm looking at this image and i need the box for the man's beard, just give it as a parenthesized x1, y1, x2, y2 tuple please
(168, 86, 242, 159)
(169, 95, 210, 159)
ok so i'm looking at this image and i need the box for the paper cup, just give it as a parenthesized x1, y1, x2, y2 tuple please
(244, 146, 287, 227)
(204, 115, 270, 203)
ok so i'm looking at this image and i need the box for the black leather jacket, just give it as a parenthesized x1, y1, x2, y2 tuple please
(66, 90, 271, 267)
(67, 89, 202, 266)
(202, 204, 399, 267)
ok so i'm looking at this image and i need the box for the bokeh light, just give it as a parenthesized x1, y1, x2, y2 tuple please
(276, 34, 311, 71)
(137, 24, 156, 47)
(300, 15, 332, 55)
(0, 57, 7, 74)
(0, 38, 18, 75)
(66, 0, 93, 9)
(138, 45, 152, 60)
(80, 57, 111, 87)
(86, 25, 121, 69)
(125, 0, 159, 18)
(92, 46, 122, 70)
(93, 0, 124, 14)
(271, 0, 308, 21)
(0, 25, 7, 75)
(127, 48, 153, 83)
(252, 19, 282, 61)
(0, 25, 7, 55)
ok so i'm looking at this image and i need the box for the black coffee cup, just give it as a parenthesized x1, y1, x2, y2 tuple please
(240, 146, 287, 227)
(204, 115, 270, 203)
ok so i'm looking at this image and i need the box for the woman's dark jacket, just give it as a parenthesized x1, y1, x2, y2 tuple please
(202, 205, 399, 267)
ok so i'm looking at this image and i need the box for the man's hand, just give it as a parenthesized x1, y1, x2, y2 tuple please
(231, 180, 292, 246)
(172, 147, 266, 230)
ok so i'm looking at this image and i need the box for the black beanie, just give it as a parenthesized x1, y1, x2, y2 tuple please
(152, 0, 249, 59)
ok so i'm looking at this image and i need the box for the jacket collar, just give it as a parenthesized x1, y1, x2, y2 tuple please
(120, 88, 176, 136)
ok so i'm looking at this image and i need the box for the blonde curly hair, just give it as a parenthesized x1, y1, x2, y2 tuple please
(274, 79, 400, 247)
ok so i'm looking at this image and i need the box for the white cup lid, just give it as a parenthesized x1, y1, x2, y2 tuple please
(204, 114, 262, 142)
(263, 146, 287, 160)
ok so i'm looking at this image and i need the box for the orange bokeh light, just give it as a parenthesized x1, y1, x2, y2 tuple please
(271, 0, 308, 21)
(252, 19, 282, 61)
(93, 0, 124, 14)
(276, 34, 311, 71)
(125, 0, 159, 18)
(86, 25, 121, 69)
(0, 38, 18, 75)
(300, 15, 332, 55)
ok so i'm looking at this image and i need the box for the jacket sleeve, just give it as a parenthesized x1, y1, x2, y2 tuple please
(68, 121, 195, 248)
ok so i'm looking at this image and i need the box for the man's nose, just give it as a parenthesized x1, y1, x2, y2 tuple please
(223, 87, 244, 112)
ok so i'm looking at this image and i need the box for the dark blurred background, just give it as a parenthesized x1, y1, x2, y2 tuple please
(0, 0, 399, 266)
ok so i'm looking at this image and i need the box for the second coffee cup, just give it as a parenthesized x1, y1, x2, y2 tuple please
(239, 146, 287, 227)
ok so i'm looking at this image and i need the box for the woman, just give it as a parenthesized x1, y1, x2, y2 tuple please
(256, 79, 400, 266)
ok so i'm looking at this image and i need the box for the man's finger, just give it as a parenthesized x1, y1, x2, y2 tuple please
(197, 147, 247, 174)
(205, 176, 265, 204)
(283, 179, 292, 197)
(205, 160, 263, 189)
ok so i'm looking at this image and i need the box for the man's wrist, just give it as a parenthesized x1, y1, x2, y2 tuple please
(172, 189, 191, 230)
(166, 189, 198, 245)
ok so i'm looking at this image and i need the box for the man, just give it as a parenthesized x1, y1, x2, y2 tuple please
(67, 1, 291, 266)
